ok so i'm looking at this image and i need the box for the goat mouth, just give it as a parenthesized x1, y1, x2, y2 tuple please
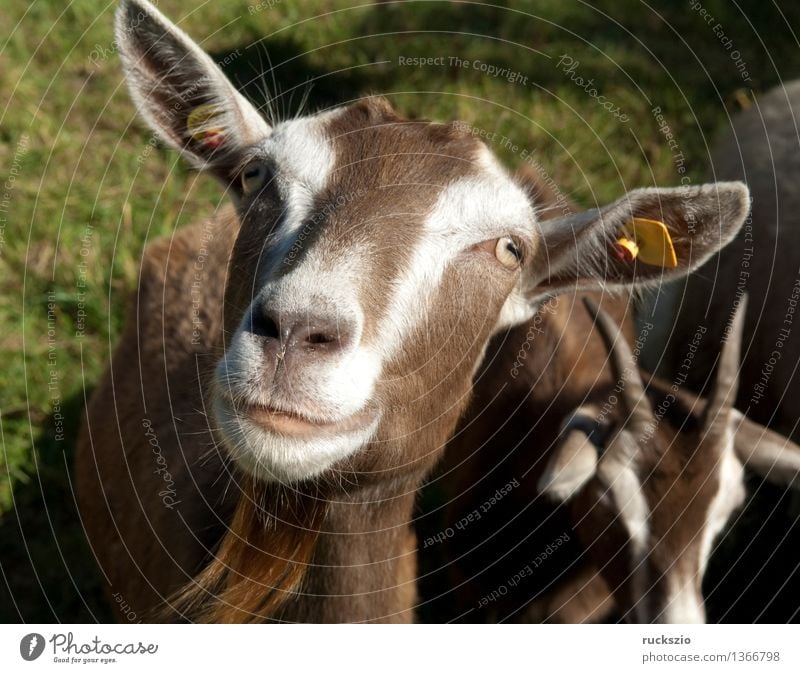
(240, 403, 376, 438)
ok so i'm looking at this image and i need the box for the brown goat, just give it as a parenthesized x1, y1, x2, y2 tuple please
(436, 291, 800, 623)
(76, 0, 751, 623)
(529, 297, 800, 623)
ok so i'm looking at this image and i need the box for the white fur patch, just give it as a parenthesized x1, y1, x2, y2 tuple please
(211, 108, 391, 482)
(214, 307, 383, 483)
(214, 398, 380, 484)
(261, 111, 341, 259)
(598, 437, 650, 556)
(699, 431, 746, 575)
(659, 578, 706, 624)
(377, 171, 537, 360)
(597, 436, 651, 622)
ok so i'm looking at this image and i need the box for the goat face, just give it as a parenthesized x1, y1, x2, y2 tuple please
(539, 298, 800, 623)
(117, 0, 751, 486)
(563, 411, 745, 624)
(213, 102, 539, 483)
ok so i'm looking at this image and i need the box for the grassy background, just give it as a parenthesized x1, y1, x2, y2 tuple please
(2, 0, 800, 622)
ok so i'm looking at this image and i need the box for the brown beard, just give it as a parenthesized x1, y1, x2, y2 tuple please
(163, 475, 328, 623)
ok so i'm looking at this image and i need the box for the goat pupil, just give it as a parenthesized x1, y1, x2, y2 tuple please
(507, 241, 520, 259)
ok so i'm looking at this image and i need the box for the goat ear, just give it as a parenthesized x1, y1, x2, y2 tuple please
(731, 410, 800, 488)
(538, 422, 599, 501)
(525, 183, 750, 300)
(115, 0, 270, 182)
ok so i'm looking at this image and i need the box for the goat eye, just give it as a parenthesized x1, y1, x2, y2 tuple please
(241, 161, 269, 195)
(495, 237, 522, 269)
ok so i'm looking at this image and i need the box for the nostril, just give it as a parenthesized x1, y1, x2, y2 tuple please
(307, 331, 337, 345)
(249, 309, 280, 340)
(297, 319, 354, 352)
(248, 304, 356, 356)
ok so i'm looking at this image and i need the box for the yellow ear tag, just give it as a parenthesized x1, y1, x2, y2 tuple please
(623, 218, 678, 268)
(187, 104, 224, 148)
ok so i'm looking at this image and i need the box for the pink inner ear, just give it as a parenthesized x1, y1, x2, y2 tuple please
(612, 241, 636, 263)
(202, 133, 224, 150)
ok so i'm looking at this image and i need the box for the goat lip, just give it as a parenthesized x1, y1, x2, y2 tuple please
(241, 403, 375, 438)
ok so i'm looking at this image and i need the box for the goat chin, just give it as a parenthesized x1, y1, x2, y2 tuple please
(212, 397, 380, 484)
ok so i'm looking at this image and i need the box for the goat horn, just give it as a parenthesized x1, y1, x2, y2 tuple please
(701, 295, 748, 442)
(582, 297, 653, 435)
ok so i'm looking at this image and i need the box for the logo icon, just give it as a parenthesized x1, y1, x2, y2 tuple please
(20, 633, 45, 661)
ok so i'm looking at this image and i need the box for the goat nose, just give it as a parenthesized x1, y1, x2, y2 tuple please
(249, 305, 356, 357)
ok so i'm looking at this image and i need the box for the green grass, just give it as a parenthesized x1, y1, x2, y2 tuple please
(2, 0, 800, 621)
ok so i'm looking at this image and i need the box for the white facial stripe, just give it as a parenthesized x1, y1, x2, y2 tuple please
(376, 171, 537, 361)
(699, 431, 746, 575)
(606, 428, 746, 623)
(268, 110, 340, 193)
(598, 439, 650, 557)
(261, 109, 342, 250)
(660, 577, 705, 624)
(428, 171, 536, 243)
(212, 108, 389, 483)
(597, 437, 651, 622)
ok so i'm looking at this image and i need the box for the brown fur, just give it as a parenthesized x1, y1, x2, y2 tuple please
(434, 167, 735, 623)
(81, 2, 752, 623)
(434, 165, 635, 621)
(565, 383, 723, 622)
(521, 566, 615, 624)
(76, 208, 239, 619)
(77, 100, 518, 623)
